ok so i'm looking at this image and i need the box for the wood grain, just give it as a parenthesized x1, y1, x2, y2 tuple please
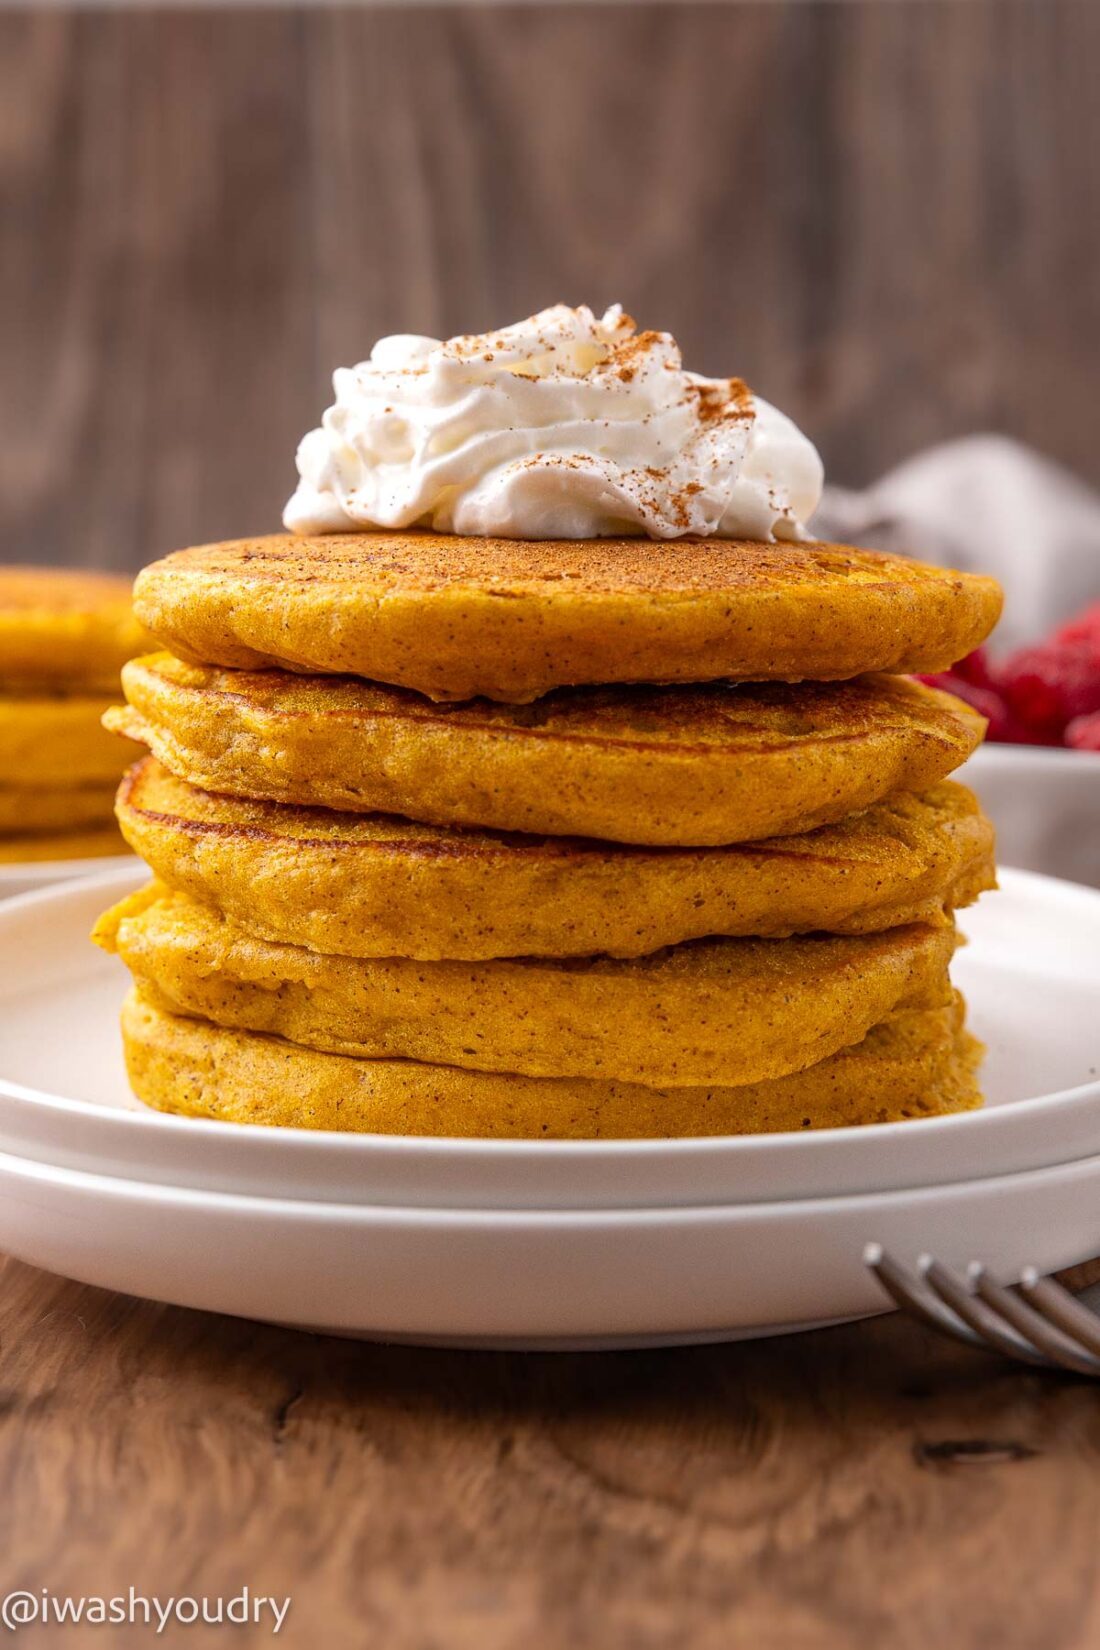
(1, 1, 1097, 573)
(1, 1254, 1100, 1649)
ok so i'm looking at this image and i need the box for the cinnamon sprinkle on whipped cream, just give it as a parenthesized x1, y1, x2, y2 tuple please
(284, 304, 823, 541)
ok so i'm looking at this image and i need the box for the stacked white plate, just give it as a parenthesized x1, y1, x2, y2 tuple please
(0, 864, 1098, 1350)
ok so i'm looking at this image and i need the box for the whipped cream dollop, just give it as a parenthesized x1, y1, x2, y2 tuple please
(284, 304, 824, 541)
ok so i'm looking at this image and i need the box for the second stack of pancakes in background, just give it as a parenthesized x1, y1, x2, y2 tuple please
(95, 306, 1003, 1138)
(0, 568, 146, 863)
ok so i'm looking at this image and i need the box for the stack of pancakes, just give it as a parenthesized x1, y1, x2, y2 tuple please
(0, 568, 147, 862)
(95, 533, 1002, 1138)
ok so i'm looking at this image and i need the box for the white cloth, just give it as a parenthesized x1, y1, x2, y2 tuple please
(812, 435, 1100, 654)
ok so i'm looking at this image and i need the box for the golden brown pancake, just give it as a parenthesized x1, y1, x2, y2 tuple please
(0, 693, 130, 787)
(120, 988, 983, 1137)
(109, 655, 986, 846)
(132, 533, 1004, 703)
(114, 758, 995, 960)
(0, 781, 119, 834)
(0, 824, 128, 864)
(96, 884, 956, 1088)
(0, 566, 148, 691)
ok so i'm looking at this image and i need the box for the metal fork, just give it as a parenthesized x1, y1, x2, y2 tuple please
(864, 1244, 1100, 1376)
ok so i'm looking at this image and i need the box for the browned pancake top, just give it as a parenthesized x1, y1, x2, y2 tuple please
(143, 532, 981, 600)
(118, 756, 606, 860)
(117, 754, 984, 868)
(127, 652, 982, 757)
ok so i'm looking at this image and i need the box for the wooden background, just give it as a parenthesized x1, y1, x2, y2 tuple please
(2, 0, 1098, 573)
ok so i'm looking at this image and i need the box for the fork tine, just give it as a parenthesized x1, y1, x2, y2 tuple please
(920, 1256, 1058, 1369)
(1018, 1268, 1100, 1360)
(969, 1265, 1100, 1378)
(864, 1245, 994, 1353)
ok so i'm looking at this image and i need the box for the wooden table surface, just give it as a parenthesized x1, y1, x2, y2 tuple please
(2, 1252, 1098, 1648)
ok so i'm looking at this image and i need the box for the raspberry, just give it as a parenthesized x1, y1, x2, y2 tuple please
(1001, 638, 1100, 739)
(1054, 602, 1100, 651)
(950, 646, 997, 691)
(1066, 711, 1100, 752)
(916, 672, 1024, 743)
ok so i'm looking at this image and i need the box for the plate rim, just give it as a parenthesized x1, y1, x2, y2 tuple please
(4, 1134, 1100, 1224)
(0, 854, 138, 886)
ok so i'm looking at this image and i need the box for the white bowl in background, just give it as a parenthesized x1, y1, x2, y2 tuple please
(961, 744, 1100, 888)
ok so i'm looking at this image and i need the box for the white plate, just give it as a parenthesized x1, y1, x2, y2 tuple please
(0, 867, 1098, 1209)
(0, 1146, 1098, 1348)
(0, 855, 138, 901)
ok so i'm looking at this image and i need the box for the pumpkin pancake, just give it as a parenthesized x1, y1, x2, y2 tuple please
(0, 781, 119, 834)
(113, 759, 994, 959)
(96, 884, 956, 1088)
(0, 823, 128, 864)
(119, 988, 983, 1137)
(0, 566, 148, 691)
(109, 655, 986, 846)
(132, 533, 1003, 703)
(0, 692, 130, 787)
